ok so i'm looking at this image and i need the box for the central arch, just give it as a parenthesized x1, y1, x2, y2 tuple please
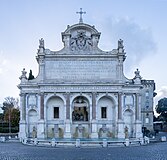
(71, 95, 90, 138)
(72, 96, 89, 122)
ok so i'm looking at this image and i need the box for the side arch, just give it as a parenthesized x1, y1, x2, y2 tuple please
(44, 93, 66, 106)
(97, 95, 117, 138)
(28, 109, 37, 138)
(46, 96, 65, 120)
(123, 109, 134, 138)
(96, 93, 117, 106)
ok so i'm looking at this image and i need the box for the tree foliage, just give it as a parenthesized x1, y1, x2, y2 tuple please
(2, 97, 19, 113)
(0, 113, 4, 121)
(2, 97, 20, 126)
(4, 108, 20, 126)
(156, 97, 167, 121)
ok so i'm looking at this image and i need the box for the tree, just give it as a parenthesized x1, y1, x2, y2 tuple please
(155, 97, 167, 122)
(2, 97, 18, 112)
(0, 113, 4, 121)
(2, 97, 19, 133)
(4, 108, 20, 126)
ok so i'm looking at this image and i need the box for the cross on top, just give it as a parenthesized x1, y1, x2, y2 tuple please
(76, 8, 86, 23)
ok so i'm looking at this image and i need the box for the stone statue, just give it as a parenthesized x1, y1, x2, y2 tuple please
(124, 126, 129, 139)
(32, 126, 37, 138)
(134, 68, 141, 79)
(28, 70, 35, 80)
(19, 68, 27, 81)
(39, 38, 44, 48)
(118, 39, 124, 48)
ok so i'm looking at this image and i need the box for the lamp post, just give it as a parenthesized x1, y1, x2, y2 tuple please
(8, 108, 11, 133)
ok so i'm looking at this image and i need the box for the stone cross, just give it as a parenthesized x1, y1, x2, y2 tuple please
(76, 8, 86, 23)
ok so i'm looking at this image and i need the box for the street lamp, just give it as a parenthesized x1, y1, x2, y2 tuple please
(8, 108, 11, 133)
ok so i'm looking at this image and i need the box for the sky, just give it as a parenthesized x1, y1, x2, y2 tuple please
(0, 0, 167, 113)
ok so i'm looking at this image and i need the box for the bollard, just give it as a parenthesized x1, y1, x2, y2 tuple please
(102, 139, 108, 147)
(21, 137, 23, 143)
(23, 138, 27, 144)
(161, 136, 167, 142)
(1, 137, 5, 142)
(34, 138, 38, 145)
(51, 139, 55, 147)
(144, 136, 150, 144)
(125, 139, 129, 147)
(140, 138, 144, 145)
(76, 139, 80, 148)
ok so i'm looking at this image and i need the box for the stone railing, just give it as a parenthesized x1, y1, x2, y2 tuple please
(20, 137, 151, 147)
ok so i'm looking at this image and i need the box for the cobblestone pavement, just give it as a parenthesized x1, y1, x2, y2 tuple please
(0, 142, 167, 160)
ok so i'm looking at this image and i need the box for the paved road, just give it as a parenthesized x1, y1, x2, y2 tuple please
(0, 141, 167, 160)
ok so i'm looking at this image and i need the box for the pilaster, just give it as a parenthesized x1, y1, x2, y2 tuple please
(135, 93, 139, 120)
(19, 120, 26, 139)
(64, 119, 71, 138)
(66, 92, 70, 119)
(20, 93, 26, 121)
(19, 93, 27, 139)
(40, 93, 44, 119)
(90, 119, 98, 138)
(117, 92, 124, 138)
(135, 93, 142, 138)
(64, 93, 71, 138)
(92, 92, 96, 120)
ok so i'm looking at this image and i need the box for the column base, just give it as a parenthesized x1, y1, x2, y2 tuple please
(64, 120, 71, 138)
(91, 120, 98, 138)
(64, 132, 72, 138)
(90, 132, 98, 138)
(37, 120, 45, 139)
(135, 120, 143, 138)
(19, 120, 27, 139)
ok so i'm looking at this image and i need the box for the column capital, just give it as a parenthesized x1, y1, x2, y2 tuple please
(19, 93, 26, 97)
(135, 93, 141, 96)
(118, 92, 123, 95)
(38, 92, 44, 96)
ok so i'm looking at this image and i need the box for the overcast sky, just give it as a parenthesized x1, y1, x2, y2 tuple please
(0, 0, 167, 112)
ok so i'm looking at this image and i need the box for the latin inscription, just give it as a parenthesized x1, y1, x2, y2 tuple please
(45, 60, 117, 81)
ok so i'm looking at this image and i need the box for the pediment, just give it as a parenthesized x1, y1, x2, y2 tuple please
(61, 23, 101, 53)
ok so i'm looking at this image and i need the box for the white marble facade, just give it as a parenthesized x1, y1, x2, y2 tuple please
(18, 18, 155, 140)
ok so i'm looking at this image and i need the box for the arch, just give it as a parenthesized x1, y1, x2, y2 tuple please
(97, 96, 116, 138)
(96, 93, 117, 106)
(45, 93, 66, 106)
(124, 109, 134, 138)
(71, 95, 90, 122)
(70, 93, 91, 106)
(97, 96, 116, 120)
(46, 96, 65, 120)
(28, 109, 37, 122)
(28, 109, 37, 138)
(63, 23, 99, 35)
